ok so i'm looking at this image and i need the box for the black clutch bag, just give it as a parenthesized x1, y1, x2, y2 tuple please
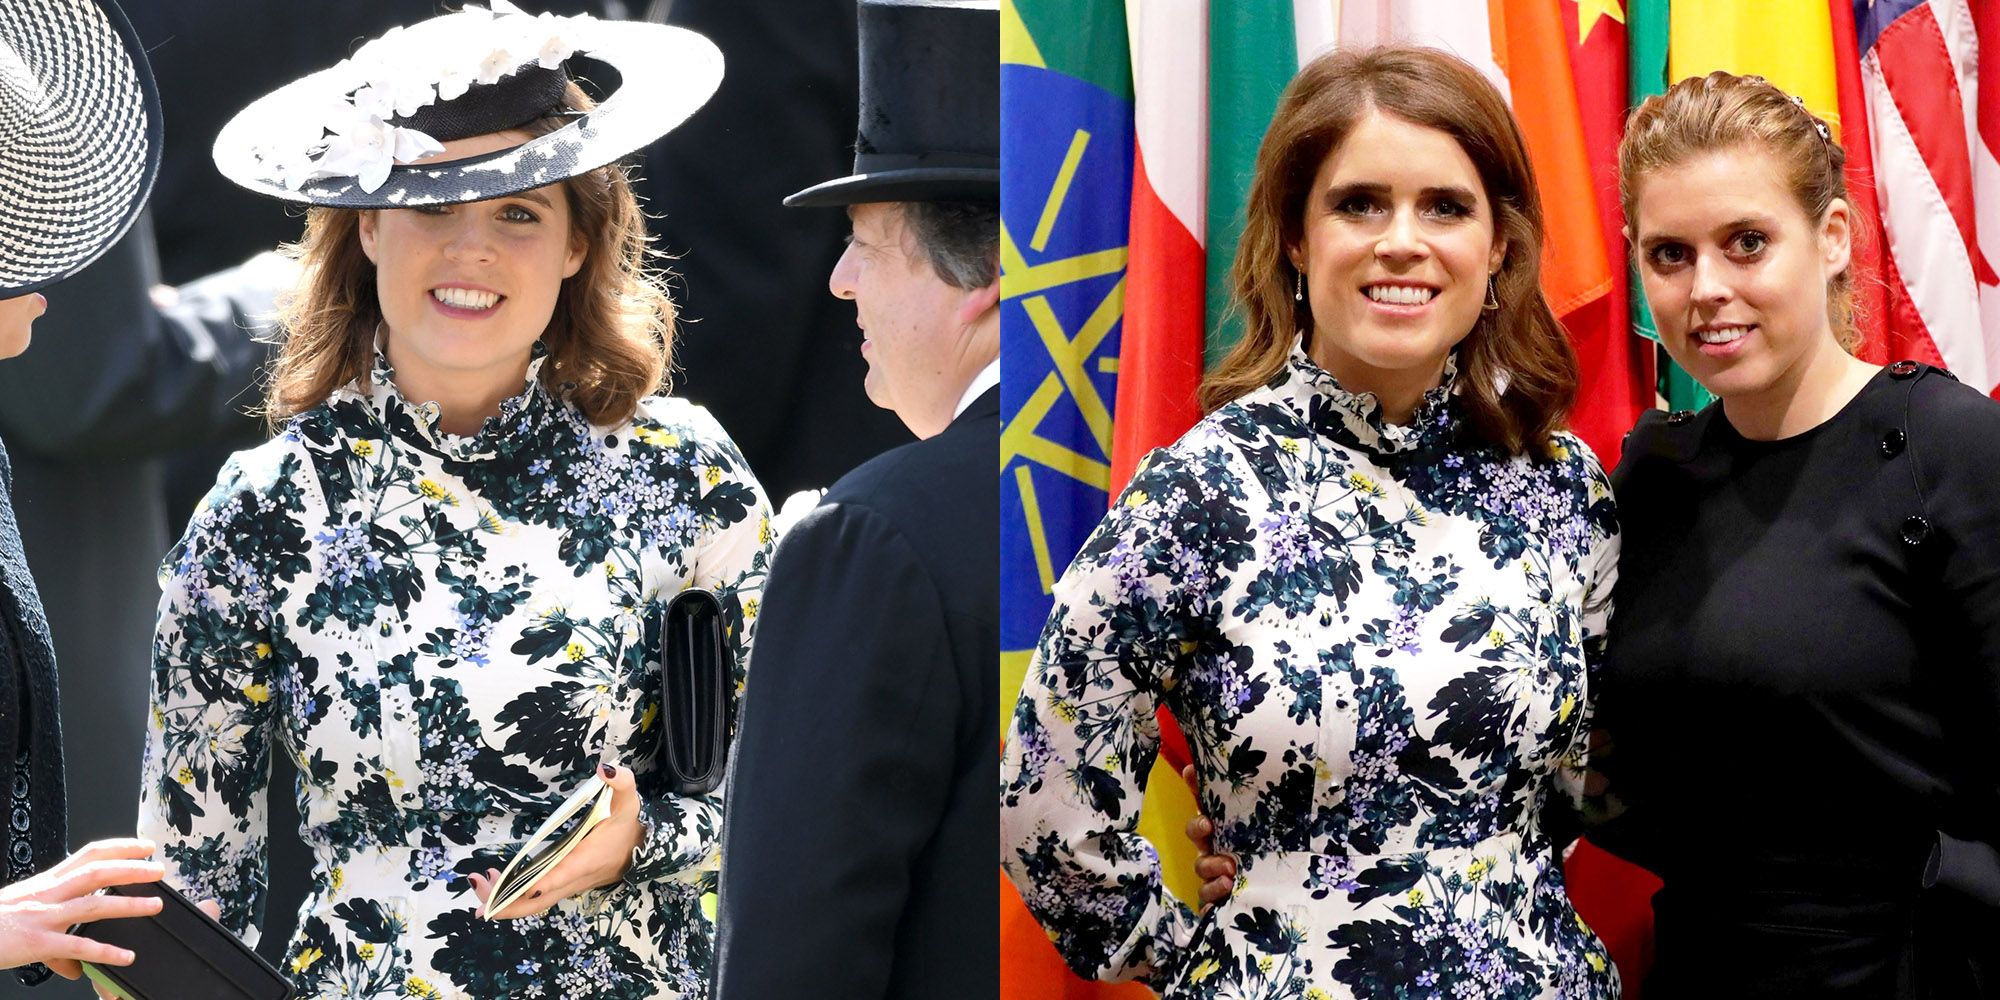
(69, 880, 293, 1000)
(656, 587, 735, 795)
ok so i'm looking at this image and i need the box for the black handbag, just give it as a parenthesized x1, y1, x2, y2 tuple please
(68, 879, 293, 1000)
(656, 587, 735, 795)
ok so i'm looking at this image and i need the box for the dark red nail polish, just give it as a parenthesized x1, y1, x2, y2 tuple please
(530, 890, 542, 898)
(600, 763, 616, 778)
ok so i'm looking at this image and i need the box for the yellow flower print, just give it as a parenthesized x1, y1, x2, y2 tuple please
(417, 479, 457, 506)
(604, 560, 618, 578)
(1256, 955, 1275, 974)
(350, 440, 375, 458)
(1189, 958, 1221, 982)
(1348, 472, 1383, 497)
(743, 598, 759, 619)
(290, 947, 324, 973)
(357, 942, 376, 960)
(1124, 489, 1149, 508)
(704, 465, 723, 487)
(405, 975, 440, 998)
(1279, 438, 1301, 454)
(254, 642, 272, 659)
(1407, 888, 1426, 906)
(1488, 629, 1506, 648)
(1558, 693, 1577, 724)
(1308, 990, 1333, 1000)
(639, 703, 658, 733)
(329, 867, 345, 893)
(565, 642, 587, 663)
(175, 766, 194, 785)
(1588, 952, 1607, 972)
(1049, 697, 1078, 724)
(1104, 752, 1121, 770)
(1551, 442, 1570, 461)
(759, 516, 774, 545)
(634, 427, 680, 448)
(477, 508, 505, 534)
(1467, 857, 1492, 883)
(242, 683, 270, 704)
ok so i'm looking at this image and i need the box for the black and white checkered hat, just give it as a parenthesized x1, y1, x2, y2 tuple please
(0, 0, 160, 297)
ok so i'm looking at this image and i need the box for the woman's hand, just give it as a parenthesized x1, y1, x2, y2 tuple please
(468, 763, 646, 920)
(0, 839, 167, 977)
(1180, 765, 1237, 910)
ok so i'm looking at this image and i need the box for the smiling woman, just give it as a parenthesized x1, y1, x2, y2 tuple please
(1000, 45, 1623, 998)
(137, 7, 775, 999)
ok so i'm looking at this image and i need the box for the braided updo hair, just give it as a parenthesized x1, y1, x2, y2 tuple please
(1618, 71, 1861, 351)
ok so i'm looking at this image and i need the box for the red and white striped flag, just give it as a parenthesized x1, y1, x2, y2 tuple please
(1857, 0, 2000, 393)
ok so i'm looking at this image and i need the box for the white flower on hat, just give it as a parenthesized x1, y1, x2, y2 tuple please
(251, 1, 591, 194)
(533, 12, 589, 68)
(313, 106, 444, 193)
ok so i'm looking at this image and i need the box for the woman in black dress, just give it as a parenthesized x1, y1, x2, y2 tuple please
(1598, 71, 1998, 996)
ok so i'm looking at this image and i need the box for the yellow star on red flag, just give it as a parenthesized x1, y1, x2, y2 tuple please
(1575, 0, 1626, 45)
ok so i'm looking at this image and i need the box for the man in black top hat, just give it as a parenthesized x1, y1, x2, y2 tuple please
(712, 1, 998, 997)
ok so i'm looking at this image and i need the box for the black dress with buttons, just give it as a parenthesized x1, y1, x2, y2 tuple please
(1595, 362, 2000, 997)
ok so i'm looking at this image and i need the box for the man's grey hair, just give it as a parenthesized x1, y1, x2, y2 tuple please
(901, 200, 999, 290)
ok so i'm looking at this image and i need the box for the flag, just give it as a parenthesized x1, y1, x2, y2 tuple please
(1829, 0, 1895, 366)
(1856, 0, 2000, 395)
(1560, 0, 1653, 468)
(1000, 1, 1176, 995)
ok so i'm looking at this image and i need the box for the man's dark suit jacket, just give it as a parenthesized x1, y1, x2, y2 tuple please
(714, 386, 998, 1000)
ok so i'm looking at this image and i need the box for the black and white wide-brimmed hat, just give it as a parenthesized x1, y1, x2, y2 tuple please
(0, 0, 161, 297)
(212, 0, 722, 208)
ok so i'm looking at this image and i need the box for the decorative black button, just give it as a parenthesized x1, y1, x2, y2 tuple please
(1666, 410, 1694, 425)
(1901, 515, 1932, 546)
(1881, 428, 1906, 457)
(1889, 360, 1920, 378)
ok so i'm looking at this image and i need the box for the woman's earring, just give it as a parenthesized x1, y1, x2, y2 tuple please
(1294, 271, 1304, 303)
(1482, 274, 1500, 312)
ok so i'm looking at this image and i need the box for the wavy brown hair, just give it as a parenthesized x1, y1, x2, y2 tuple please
(1202, 45, 1578, 459)
(267, 82, 672, 429)
(1619, 71, 1862, 352)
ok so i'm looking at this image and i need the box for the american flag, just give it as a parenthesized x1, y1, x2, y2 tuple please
(1857, 0, 2000, 395)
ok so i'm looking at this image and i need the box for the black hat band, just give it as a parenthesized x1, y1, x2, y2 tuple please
(393, 64, 571, 142)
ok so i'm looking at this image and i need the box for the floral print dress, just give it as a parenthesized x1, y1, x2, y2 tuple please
(139, 348, 772, 1000)
(1001, 347, 1622, 999)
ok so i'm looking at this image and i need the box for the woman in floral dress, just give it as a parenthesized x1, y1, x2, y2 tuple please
(1000, 47, 1621, 998)
(137, 7, 770, 998)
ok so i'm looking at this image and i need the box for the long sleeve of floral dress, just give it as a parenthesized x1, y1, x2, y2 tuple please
(140, 354, 772, 1000)
(139, 450, 292, 944)
(999, 448, 1231, 985)
(1002, 349, 1622, 999)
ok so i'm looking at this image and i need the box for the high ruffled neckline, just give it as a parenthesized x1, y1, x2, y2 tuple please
(1285, 341, 1460, 455)
(350, 340, 555, 462)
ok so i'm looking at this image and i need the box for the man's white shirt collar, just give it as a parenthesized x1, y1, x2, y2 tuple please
(953, 359, 1001, 419)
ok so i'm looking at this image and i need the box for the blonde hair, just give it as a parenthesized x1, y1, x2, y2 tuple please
(1619, 71, 1861, 351)
(1204, 46, 1579, 459)
(266, 82, 673, 428)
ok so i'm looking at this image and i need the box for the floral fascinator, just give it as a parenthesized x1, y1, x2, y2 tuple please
(210, 0, 722, 208)
(0, 0, 161, 297)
